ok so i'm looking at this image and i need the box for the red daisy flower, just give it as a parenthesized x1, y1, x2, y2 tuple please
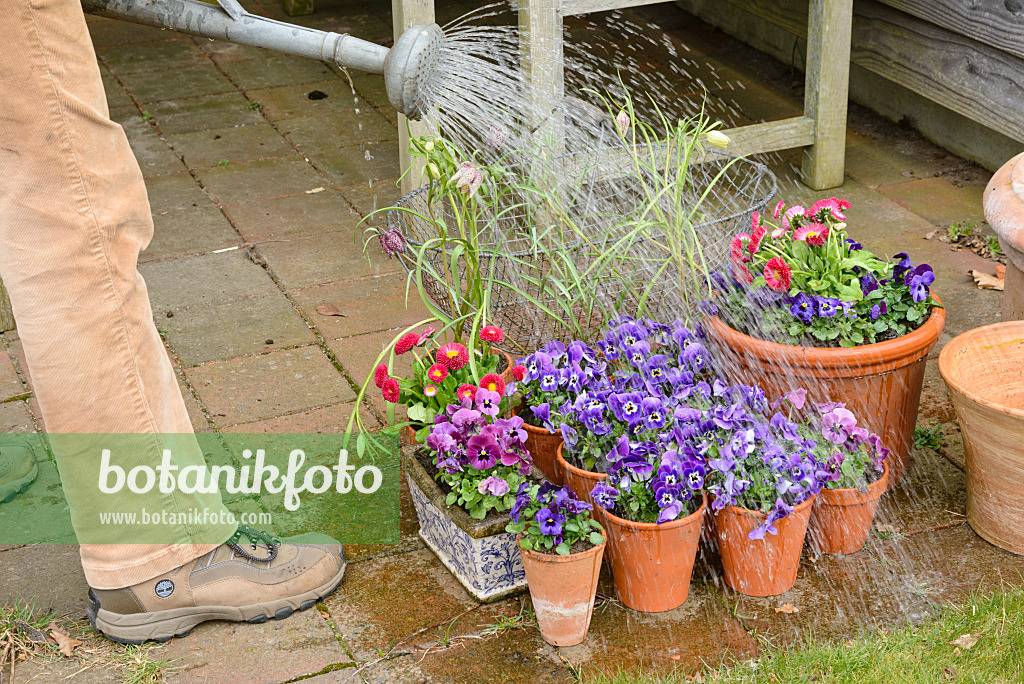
(480, 373, 506, 396)
(480, 326, 505, 343)
(426, 363, 449, 383)
(381, 378, 401, 403)
(731, 256, 754, 285)
(394, 332, 420, 355)
(511, 365, 526, 381)
(457, 383, 477, 401)
(793, 223, 829, 247)
(748, 224, 767, 255)
(373, 363, 389, 389)
(751, 211, 761, 232)
(772, 200, 785, 218)
(763, 257, 792, 292)
(436, 343, 469, 370)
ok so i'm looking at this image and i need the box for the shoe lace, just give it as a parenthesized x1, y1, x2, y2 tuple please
(226, 525, 280, 563)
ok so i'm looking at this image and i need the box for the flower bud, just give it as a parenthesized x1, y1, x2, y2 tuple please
(428, 162, 440, 180)
(706, 131, 730, 148)
(615, 110, 630, 137)
(424, 141, 434, 153)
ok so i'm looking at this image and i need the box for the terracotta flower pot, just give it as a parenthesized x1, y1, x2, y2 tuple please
(556, 443, 604, 507)
(808, 461, 889, 555)
(939, 322, 1024, 555)
(512, 405, 564, 485)
(518, 533, 605, 646)
(602, 495, 707, 612)
(714, 496, 814, 597)
(705, 296, 945, 487)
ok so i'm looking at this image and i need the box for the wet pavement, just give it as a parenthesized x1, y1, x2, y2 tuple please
(0, 0, 1018, 681)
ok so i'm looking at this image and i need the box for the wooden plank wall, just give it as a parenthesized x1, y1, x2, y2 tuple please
(677, 0, 1024, 145)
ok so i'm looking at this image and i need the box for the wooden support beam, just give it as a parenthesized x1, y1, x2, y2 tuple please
(801, 0, 852, 190)
(518, 0, 565, 154)
(562, 0, 665, 17)
(393, 0, 435, 196)
(717, 116, 816, 157)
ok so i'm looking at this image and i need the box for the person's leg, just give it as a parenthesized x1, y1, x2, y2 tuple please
(0, 0, 234, 589)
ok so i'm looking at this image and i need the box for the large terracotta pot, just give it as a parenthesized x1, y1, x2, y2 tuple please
(714, 496, 814, 597)
(808, 461, 889, 555)
(518, 533, 605, 646)
(602, 495, 706, 612)
(939, 322, 1024, 555)
(705, 296, 945, 486)
(556, 443, 604, 507)
(513, 405, 564, 485)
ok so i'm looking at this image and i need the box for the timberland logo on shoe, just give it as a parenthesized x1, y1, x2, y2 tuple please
(97, 448, 383, 511)
(155, 580, 174, 598)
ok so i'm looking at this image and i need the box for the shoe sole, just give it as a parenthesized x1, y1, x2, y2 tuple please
(87, 559, 346, 644)
(0, 461, 38, 504)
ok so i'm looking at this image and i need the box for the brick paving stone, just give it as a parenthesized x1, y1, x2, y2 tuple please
(100, 39, 208, 74)
(143, 171, 214, 214)
(158, 609, 351, 684)
(280, 111, 399, 153)
(118, 64, 237, 104)
(139, 249, 277, 312)
(879, 176, 989, 229)
(246, 81, 367, 122)
(845, 143, 956, 190)
(143, 205, 242, 263)
(164, 123, 294, 169)
(256, 231, 402, 290)
(221, 189, 362, 243)
(176, 372, 212, 432)
(187, 346, 354, 426)
(195, 157, 326, 205)
(220, 402, 358, 433)
(100, 70, 135, 109)
(146, 92, 265, 135)
(161, 293, 316, 366)
(291, 274, 429, 339)
(0, 544, 89, 616)
(0, 400, 36, 432)
(219, 52, 337, 90)
(0, 461, 77, 546)
(0, 349, 25, 402)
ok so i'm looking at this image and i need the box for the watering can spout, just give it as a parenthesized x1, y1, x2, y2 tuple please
(81, 0, 444, 119)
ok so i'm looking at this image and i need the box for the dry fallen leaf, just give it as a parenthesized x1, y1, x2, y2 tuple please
(948, 633, 980, 650)
(968, 269, 1004, 291)
(943, 666, 958, 680)
(316, 303, 347, 317)
(901, 170, 915, 178)
(690, 672, 705, 683)
(48, 622, 82, 658)
(775, 603, 799, 614)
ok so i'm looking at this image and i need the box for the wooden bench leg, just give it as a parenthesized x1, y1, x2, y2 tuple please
(394, 0, 435, 196)
(801, 0, 853, 190)
(0, 280, 15, 333)
(283, 0, 314, 17)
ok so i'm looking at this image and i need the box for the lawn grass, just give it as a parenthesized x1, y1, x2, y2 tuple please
(586, 586, 1024, 684)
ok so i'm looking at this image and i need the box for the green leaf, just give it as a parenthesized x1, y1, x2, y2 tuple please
(407, 403, 427, 422)
(555, 542, 570, 555)
(589, 531, 605, 546)
(445, 492, 457, 506)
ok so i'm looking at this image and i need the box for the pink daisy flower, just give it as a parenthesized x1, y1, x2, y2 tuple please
(730, 233, 753, 263)
(479, 373, 506, 396)
(423, 384, 438, 397)
(373, 363, 389, 389)
(763, 257, 792, 292)
(381, 378, 401, 403)
(480, 326, 505, 343)
(436, 343, 469, 370)
(772, 200, 785, 219)
(749, 225, 767, 255)
(426, 363, 448, 383)
(731, 256, 754, 285)
(793, 223, 830, 247)
(782, 205, 806, 230)
(394, 332, 419, 355)
(456, 383, 477, 401)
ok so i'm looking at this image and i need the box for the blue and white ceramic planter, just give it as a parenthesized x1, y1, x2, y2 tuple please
(402, 446, 528, 603)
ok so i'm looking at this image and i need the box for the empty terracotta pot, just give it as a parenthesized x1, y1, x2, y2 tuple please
(715, 496, 814, 597)
(939, 322, 1024, 555)
(808, 461, 889, 555)
(705, 297, 945, 487)
(518, 533, 605, 646)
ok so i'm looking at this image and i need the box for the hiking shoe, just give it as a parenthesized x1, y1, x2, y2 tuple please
(86, 526, 346, 644)
(0, 444, 38, 504)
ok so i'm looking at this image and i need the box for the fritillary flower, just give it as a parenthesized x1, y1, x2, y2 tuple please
(485, 124, 509, 151)
(793, 223, 829, 247)
(479, 373, 506, 396)
(763, 256, 792, 292)
(480, 326, 505, 343)
(426, 363, 449, 383)
(616, 110, 630, 137)
(436, 343, 469, 370)
(450, 161, 484, 197)
(394, 332, 419, 355)
(706, 130, 730, 148)
(373, 363, 389, 389)
(378, 229, 406, 259)
(381, 378, 401, 403)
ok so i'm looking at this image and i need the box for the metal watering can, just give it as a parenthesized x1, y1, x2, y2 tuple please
(81, 0, 444, 118)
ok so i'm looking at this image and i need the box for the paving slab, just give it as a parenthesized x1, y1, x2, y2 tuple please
(100, 39, 208, 74)
(187, 346, 354, 426)
(176, 371, 212, 432)
(291, 273, 429, 338)
(309, 141, 402, 188)
(143, 205, 243, 263)
(246, 81, 367, 122)
(879, 176, 989, 229)
(156, 609, 350, 684)
(844, 139, 958, 189)
(118, 64, 237, 104)
(0, 400, 37, 432)
(221, 189, 363, 243)
(217, 52, 337, 90)
(279, 111, 399, 152)
(140, 249, 277, 312)
(146, 92, 265, 135)
(256, 231, 402, 290)
(219, 402, 358, 433)
(0, 460, 77, 546)
(340, 72, 397, 124)
(143, 171, 213, 214)
(160, 293, 316, 366)
(859, 228, 995, 290)
(2, 655, 119, 684)
(100, 70, 135, 109)
(875, 445, 967, 537)
(0, 544, 87, 616)
(195, 157, 325, 205)
(164, 123, 294, 169)
(121, 119, 190, 179)
(86, 15, 189, 48)
(338, 178, 404, 226)
(0, 348, 26, 402)
(326, 329, 419, 412)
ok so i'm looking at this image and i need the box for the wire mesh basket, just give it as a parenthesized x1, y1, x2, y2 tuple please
(386, 149, 777, 353)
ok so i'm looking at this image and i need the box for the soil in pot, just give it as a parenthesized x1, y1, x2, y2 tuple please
(518, 534, 605, 646)
(808, 462, 889, 555)
(705, 298, 945, 487)
(602, 496, 706, 612)
(714, 496, 814, 597)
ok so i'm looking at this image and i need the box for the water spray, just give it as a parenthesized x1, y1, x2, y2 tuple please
(81, 0, 445, 119)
